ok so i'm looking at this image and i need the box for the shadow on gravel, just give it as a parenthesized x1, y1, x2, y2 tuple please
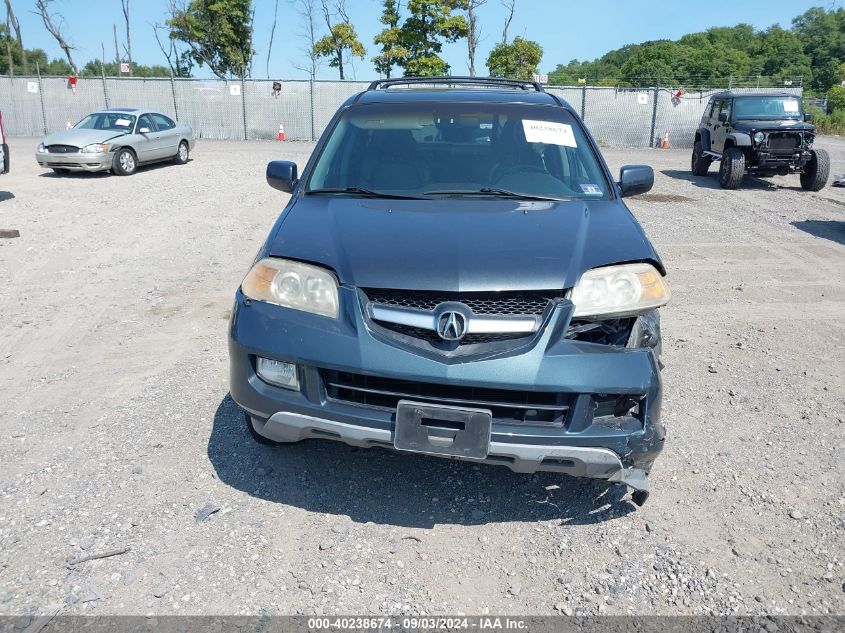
(208, 394, 637, 528)
(661, 169, 803, 191)
(37, 159, 191, 178)
(792, 220, 845, 246)
(0, 191, 14, 202)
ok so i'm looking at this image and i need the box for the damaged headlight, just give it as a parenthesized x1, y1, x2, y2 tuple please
(571, 263, 670, 318)
(241, 257, 339, 318)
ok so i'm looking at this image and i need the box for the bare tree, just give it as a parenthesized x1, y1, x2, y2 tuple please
(4, 6, 12, 75)
(152, 21, 187, 77)
(121, 0, 132, 76)
(33, 0, 77, 74)
(501, 0, 515, 44)
(4, 0, 26, 74)
(113, 23, 120, 67)
(266, 0, 279, 78)
(466, 0, 487, 77)
(291, 0, 320, 79)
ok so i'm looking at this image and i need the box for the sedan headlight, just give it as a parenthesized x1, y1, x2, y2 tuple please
(81, 143, 108, 153)
(241, 258, 339, 318)
(571, 263, 670, 318)
(753, 132, 765, 144)
(37, 143, 46, 153)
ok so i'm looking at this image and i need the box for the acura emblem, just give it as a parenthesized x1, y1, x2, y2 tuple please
(437, 310, 468, 341)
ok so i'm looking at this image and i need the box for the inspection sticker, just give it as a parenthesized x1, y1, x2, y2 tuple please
(522, 120, 577, 147)
(580, 184, 603, 195)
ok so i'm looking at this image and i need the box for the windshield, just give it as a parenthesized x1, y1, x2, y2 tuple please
(74, 112, 137, 134)
(306, 103, 611, 200)
(732, 97, 802, 120)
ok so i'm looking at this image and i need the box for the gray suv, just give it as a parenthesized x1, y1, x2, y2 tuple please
(692, 92, 829, 190)
(229, 77, 671, 506)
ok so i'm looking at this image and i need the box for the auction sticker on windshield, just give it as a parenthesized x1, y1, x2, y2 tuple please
(522, 120, 577, 147)
(784, 100, 799, 112)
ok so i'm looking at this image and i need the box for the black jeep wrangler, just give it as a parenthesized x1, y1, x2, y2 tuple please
(691, 92, 829, 191)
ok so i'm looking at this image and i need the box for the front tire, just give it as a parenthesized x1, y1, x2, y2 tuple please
(112, 148, 137, 176)
(691, 140, 711, 176)
(800, 149, 830, 192)
(174, 140, 189, 165)
(719, 147, 745, 190)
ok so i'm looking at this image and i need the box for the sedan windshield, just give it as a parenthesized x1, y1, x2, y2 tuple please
(307, 103, 611, 200)
(732, 97, 802, 120)
(74, 112, 137, 134)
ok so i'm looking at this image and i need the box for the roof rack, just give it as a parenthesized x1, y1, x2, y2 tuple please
(367, 76, 545, 93)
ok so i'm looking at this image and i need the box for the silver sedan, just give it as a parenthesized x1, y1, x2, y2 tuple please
(35, 108, 195, 175)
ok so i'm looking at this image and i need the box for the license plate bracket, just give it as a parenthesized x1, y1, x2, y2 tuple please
(394, 400, 492, 460)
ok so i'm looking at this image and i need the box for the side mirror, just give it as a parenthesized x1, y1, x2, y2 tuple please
(619, 165, 654, 198)
(139, 127, 151, 134)
(266, 160, 298, 193)
(803, 112, 813, 123)
(718, 113, 728, 123)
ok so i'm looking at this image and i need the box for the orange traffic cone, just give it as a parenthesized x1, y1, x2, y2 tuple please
(660, 131, 670, 149)
(277, 124, 286, 141)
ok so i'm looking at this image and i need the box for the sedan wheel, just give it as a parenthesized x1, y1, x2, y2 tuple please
(112, 148, 137, 176)
(174, 141, 189, 165)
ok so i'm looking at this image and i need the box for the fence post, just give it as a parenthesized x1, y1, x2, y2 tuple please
(649, 79, 660, 148)
(309, 78, 316, 142)
(581, 79, 587, 121)
(36, 61, 48, 135)
(241, 74, 247, 140)
(169, 72, 179, 120)
(101, 64, 110, 108)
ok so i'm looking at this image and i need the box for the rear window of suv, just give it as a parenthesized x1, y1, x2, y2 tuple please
(307, 102, 611, 200)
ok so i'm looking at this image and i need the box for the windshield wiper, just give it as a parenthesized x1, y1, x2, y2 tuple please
(306, 187, 429, 200)
(424, 188, 564, 201)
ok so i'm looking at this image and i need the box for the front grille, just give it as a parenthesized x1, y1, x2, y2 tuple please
(45, 144, 80, 154)
(380, 322, 527, 345)
(323, 370, 573, 425)
(364, 288, 559, 316)
(767, 132, 800, 152)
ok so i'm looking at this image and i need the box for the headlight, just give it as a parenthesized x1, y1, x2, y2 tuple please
(571, 263, 670, 318)
(37, 143, 46, 153)
(241, 258, 339, 318)
(81, 143, 108, 153)
(753, 132, 765, 144)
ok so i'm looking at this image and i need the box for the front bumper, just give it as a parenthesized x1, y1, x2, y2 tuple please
(35, 150, 112, 172)
(229, 288, 665, 493)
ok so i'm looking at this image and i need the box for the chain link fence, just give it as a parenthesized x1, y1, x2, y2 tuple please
(0, 75, 802, 148)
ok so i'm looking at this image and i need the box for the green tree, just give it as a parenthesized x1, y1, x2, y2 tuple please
(619, 41, 681, 82)
(78, 60, 174, 78)
(398, 0, 468, 76)
(167, 0, 253, 79)
(486, 36, 542, 80)
(792, 7, 845, 91)
(828, 85, 845, 112)
(372, 0, 408, 78)
(313, 0, 365, 80)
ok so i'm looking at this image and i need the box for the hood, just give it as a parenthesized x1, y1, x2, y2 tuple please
(266, 197, 661, 292)
(41, 128, 127, 147)
(732, 119, 815, 133)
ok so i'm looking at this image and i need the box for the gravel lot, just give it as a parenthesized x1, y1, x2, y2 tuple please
(0, 135, 843, 619)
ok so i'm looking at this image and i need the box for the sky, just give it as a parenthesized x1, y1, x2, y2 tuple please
(11, 0, 836, 79)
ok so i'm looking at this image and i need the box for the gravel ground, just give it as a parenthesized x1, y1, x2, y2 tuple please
(0, 135, 843, 619)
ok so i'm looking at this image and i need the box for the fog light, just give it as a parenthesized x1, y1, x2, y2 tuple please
(256, 357, 299, 390)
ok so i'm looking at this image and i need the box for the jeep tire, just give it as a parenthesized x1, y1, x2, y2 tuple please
(691, 141, 712, 176)
(719, 147, 745, 190)
(800, 149, 830, 192)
